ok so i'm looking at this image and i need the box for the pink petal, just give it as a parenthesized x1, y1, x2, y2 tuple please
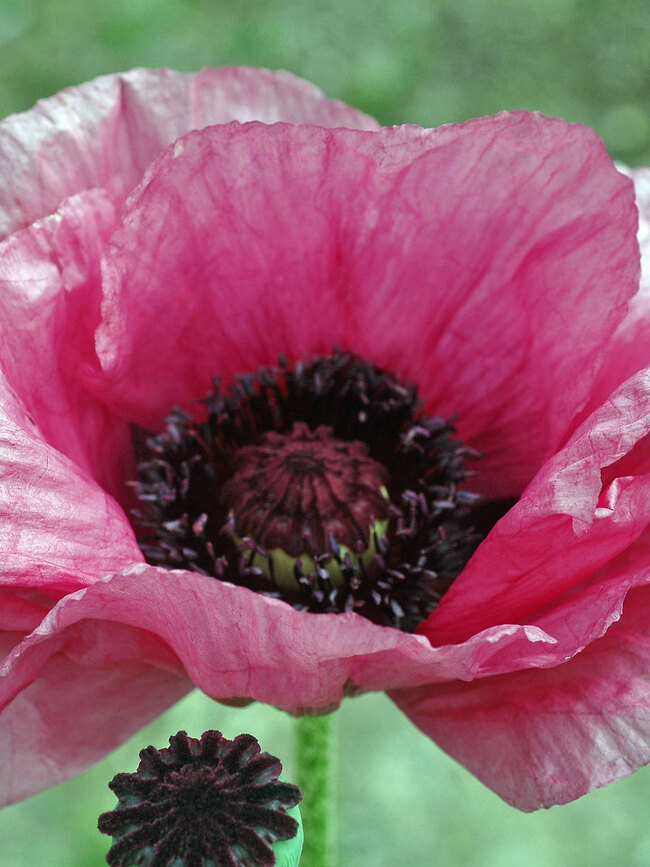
(4, 564, 595, 739)
(8, 567, 566, 707)
(0, 372, 141, 593)
(0, 188, 133, 497)
(94, 122, 374, 420)
(576, 166, 650, 419)
(0, 77, 645, 813)
(0, 556, 637, 808)
(0, 67, 378, 239)
(423, 368, 650, 644)
(0, 595, 48, 634)
(392, 584, 650, 811)
(0, 641, 188, 807)
(93, 116, 638, 499)
(355, 116, 639, 497)
(5, 446, 650, 809)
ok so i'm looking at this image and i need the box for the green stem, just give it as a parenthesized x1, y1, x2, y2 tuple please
(295, 713, 337, 867)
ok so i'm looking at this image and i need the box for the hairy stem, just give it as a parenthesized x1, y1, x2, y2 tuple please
(295, 713, 337, 867)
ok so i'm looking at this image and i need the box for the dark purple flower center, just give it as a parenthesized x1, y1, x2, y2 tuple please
(98, 730, 301, 867)
(132, 351, 493, 631)
(220, 422, 391, 592)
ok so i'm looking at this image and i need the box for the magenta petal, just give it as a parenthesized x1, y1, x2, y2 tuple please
(94, 117, 638, 502)
(0, 188, 134, 495)
(392, 585, 650, 811)
(0, 373, 141, 592)
(0, 566, 556, 714)
(0, 67, 378, 239)
(353, 115, 639, 496)
(423, 368, 650, 644)
(0, 595, 47, 634)
(94, 122, 385, 424)
(3, 535, 648, 806)
(0, 565, 615, 729)
(0, 643, 188, 807)
(580, 166, 650, 416)
(1, 68, 647, 814)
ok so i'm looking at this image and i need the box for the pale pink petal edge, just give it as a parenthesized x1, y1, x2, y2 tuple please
(0, 66, 379, 238)
(392, 584, 650, 810)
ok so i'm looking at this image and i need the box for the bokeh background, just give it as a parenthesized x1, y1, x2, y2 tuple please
(1, 0, 649, 165)
(1, 1, 650, 865)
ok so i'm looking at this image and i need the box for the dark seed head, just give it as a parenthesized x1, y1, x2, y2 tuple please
(98, 730, 302, 867)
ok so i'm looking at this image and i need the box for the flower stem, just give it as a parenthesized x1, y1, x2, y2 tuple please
(295, 713, 337, 867)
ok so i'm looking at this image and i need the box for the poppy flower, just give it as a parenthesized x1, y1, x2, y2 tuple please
(0, 67, 648, 814)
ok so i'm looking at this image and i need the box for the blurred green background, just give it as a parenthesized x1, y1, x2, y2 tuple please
(1, 1, 650, 865)
(0, 0, 649, 164)
(3, 691, 650, 866)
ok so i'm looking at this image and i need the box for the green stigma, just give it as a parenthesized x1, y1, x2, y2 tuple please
(233, 489, 390, 593)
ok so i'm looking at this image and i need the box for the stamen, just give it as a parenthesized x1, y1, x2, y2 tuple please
(132, 352, 484, 632)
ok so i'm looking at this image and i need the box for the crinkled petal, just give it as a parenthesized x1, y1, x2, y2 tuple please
(0, 188, 132, 495)
(0, 566, 571, 719)
(0, 67, 378, 239)
(3, 514, 649, 808)
(578, 166, 650, 417)
(0, 373, 141, 592)
(93, 117, 638, 498)
(423, 368, 650, 644)
(93, 121, 381, 421)
(355, 116, 639, 496)
(0, 72, 645, 815)
(392, 584, 650, 811)
(0, 640, 189, 807)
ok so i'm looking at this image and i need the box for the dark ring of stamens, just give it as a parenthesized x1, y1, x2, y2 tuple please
(98, 730, 301, 867)
(132, 351, 483, 632)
